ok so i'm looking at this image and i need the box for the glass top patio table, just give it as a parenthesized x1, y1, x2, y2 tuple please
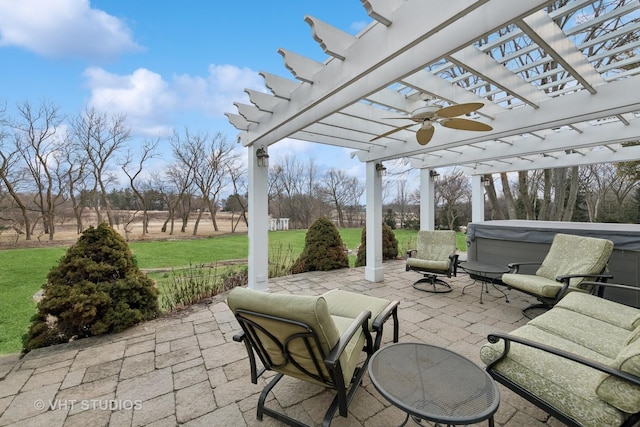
(368, 342, 500, 426)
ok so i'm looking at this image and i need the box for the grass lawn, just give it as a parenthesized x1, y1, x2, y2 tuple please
(0, 228, 466, 354)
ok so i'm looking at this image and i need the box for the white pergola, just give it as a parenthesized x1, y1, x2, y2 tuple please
(226, 0, 640, 290)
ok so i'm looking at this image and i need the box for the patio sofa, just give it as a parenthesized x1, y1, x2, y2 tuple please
(480, 283, 640, 427)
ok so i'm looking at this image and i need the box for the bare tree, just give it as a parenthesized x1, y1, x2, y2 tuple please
(121, 139, 159, 235)
(71, 108, 130, 227)
(270, 156, 327, 228)
(226, 156, 248, 232)
(321, 168, 355, 228)
(60, 134, 90, 234)
(0, 104, 34, 239)
(435, 169, 471, 230)
(13, 100, 65, 240)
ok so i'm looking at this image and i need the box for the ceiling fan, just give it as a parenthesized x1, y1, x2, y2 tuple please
(370, 102, 493, 145)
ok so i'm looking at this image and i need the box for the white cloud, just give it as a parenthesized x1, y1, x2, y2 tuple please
(84, 64, 265, 137)
(0, 0, 140, 60)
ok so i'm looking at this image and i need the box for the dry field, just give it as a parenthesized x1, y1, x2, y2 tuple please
(0, 210, 248, 249)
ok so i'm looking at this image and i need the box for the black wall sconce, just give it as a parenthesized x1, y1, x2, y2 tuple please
(375, 162, 387, 177)
(256, 146, 269, 167)
(480, 175, 491, 187)
(429, 170, 440, 179)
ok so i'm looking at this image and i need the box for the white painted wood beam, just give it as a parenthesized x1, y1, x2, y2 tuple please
(360, 0, 405, 26)
(304, 16, 357, 61)
(224, 113, 250, 131)
(468, 143, 640, 175)
(519, 11, 606, 94)
(277, 49, 325, 84)
(410, 117, 640, 170)
(260, 72, 302, 100)
(233, 102, 268, 123)
(245, 89, 283, 113)
(449, 45, 550, 108)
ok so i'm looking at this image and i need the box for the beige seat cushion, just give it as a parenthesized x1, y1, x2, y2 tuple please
(322, 289, 390, 332)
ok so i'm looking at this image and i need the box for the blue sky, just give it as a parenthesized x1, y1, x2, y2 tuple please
(0, 0, 388, 183)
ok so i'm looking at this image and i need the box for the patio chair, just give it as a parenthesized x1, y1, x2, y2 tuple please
(406, 230, 459, 293)
(501, 233, 614, 316)
(227, 287, 387, 427)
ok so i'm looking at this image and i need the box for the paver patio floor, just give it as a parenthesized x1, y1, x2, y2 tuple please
(0, 259, 564, 426)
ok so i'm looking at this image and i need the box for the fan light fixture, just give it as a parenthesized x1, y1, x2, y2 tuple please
(371, 102, 492, 146)
(256, 146, 269, 167)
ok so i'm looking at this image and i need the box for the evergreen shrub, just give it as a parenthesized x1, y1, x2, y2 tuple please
(290, 217, 349, 273)
(23, 223, 159, 352)
(355, 223, 399, 267)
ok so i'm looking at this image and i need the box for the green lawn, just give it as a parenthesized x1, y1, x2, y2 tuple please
(0, 228, 466, 354)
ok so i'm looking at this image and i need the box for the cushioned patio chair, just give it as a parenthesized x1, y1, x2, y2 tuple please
(227, 287, 397, 427)
(501, 233, 614, 316)
(406, 230, 459, 293)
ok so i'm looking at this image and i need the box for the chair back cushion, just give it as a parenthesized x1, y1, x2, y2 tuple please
(535, 233, 613, 287)
(416, 230, 456, 262)
(595, 335, 640, 413)
(227, 287, 342, 385)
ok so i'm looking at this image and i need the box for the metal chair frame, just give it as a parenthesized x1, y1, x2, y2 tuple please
(233, 308, 373, 427)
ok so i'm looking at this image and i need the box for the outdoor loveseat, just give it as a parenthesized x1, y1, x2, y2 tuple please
(480, 283, 640, 427)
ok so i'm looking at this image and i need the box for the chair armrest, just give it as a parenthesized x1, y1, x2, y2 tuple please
(486, 332, 640, 386)
(406, 249, 416, 258)
(233, 331, 245, 342)
(233, 330, 264, 384)
(325, 310, 372, 368)
(372, 301, 399, 332)
(555, 273, 614, 283)
(578, 281, 640, 297)
(506, 261, 541, 273)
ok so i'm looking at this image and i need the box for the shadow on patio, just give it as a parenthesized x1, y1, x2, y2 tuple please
(0, 259, 559, 427)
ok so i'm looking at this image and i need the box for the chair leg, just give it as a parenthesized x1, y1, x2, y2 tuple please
(412, 274, 452, 293)
(522, 302, 551, 319)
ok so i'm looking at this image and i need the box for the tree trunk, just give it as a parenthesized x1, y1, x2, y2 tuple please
(517, 172, 534, 219)
(500, 173, 518, 219)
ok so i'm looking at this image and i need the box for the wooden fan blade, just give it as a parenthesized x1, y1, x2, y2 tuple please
(370, 123, 416, 141)
(416, 126, 435, 145)
(440, 117, 493, 131)
(436, 102, 484, 118)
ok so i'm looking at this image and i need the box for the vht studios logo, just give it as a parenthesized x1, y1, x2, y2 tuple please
(34, 399, 143, 411)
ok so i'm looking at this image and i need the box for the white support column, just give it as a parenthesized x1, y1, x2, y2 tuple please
(365, 161, 384, 282)
(420, 169, 436, 231)
(247, 144, 269, 291)
(471, 175, 485, 223)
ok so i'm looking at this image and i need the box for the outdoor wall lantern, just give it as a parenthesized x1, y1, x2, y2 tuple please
(429, 170, 440, 179)
(375, 162, 387, 177)
(481, 175, 491, 187)
(256, 146, 269, 167)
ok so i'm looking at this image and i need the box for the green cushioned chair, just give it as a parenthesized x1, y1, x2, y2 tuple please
(227, 287, 376, 427)
(501, 233, 614, 316)
(406, 230, 459, 293)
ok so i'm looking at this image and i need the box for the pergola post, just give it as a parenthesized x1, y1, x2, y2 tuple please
(247, 144, 269, 291)
(365, 161, 384, 282)
(420, 169, 436, 230)
(471, 175, 485, 223)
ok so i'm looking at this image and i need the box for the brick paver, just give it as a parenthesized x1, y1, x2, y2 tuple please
(0, 260, 559, 426)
